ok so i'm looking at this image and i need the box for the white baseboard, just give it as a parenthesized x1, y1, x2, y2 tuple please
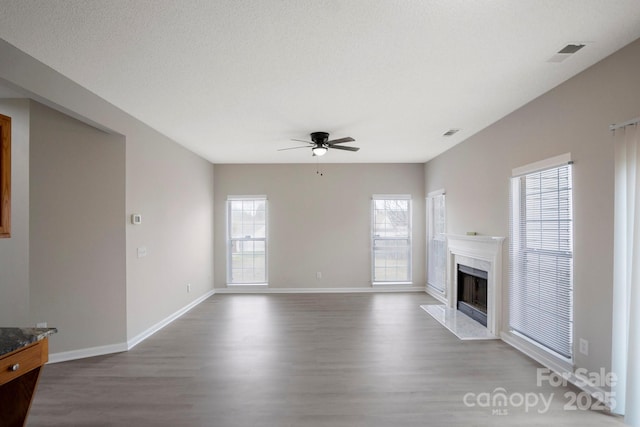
(501, 331, 573, 373)
(501, 331, 613, 410)
(48, 290, 215, 364)
(127, 290, 215, 349)
(567, 371, 614, 410)
(48, 342, 128, 364)
(214, 286, 426, 294)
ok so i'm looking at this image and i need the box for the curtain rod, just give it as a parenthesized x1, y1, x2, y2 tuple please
(609, 116, 640, 131)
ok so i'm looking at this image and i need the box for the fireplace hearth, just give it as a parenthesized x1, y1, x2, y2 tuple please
(457, 264, 488, 326)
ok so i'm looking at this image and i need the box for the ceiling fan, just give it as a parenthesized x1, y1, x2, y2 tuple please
(278, 131, 359, 156)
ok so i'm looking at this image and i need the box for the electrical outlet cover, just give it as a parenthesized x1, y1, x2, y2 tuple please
(579, 338, 589, 355)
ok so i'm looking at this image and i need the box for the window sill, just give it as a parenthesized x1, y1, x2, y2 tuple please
(372, 281, 413, 286)
(226, 283, 268, 287)
(501, 330, 574, 374)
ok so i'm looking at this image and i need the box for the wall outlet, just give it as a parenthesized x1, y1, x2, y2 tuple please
(36, 322, 47, 328)
(187, 283, 191, 293)
(316, 272, 322, 280)
(579, 338, 589, 356)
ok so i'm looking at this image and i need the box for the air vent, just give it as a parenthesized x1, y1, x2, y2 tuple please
(558, 44, 585, 54)
(548, 43, 587, 63)
(443, 129, 460, 137)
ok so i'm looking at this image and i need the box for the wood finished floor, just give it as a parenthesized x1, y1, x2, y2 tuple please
(28, 293, 623, 426)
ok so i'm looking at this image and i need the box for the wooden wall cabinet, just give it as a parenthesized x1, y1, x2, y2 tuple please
(0, 113, 10, 238)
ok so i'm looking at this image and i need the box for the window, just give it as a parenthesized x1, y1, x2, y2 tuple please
(227, 196, 267, 285)
(0, 114, 10, 238)
(427, 190, 446, 293)
(509, 155, 573, 359)
(372, 195, 411, 283)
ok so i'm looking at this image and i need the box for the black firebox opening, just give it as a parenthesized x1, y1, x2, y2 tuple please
(457, 264, 488, 326)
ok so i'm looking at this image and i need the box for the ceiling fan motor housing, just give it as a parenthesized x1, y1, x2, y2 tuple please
(310, 132, 330, 145)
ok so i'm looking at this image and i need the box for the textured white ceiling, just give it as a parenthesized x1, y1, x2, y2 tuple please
(1, 1, 640, 163)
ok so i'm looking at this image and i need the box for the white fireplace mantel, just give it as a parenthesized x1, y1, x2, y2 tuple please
(445, 234, 505, 337)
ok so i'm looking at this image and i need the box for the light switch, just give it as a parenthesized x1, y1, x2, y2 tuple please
(131, 214, 142, 225)
(137, 246, 147, 258)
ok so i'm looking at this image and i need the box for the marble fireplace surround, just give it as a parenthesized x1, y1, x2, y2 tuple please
(445, 234, 505, 337)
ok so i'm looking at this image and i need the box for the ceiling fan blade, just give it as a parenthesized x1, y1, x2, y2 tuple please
(330, 145, 360, 152)
(291, 138, 313, 144)
(277, 146, 310, 151)
(326, 137, 355, 145)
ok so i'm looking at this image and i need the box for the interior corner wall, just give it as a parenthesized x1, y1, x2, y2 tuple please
(0, 99, 30, 325)
(125, 127, 215, 339)
(29, 100, 127, 353)
(0, 39, 215, 352)
(424, 38, 640, 376)
(213, 163, 425, 289)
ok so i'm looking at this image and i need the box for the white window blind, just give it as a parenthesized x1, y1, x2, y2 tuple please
(372, 195, 412, 283)
(227, 196, 267, 284)
(427, 191, 446, 292)
(509, 162, 573, 359)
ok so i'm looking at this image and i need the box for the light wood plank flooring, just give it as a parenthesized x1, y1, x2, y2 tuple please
(28, 293, 624, 426)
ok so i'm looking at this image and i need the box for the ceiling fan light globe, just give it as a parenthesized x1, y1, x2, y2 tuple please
(312, 146, 328, 156)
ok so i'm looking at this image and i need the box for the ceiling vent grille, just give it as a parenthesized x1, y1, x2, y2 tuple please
(548, 43, 587, 63)
(558, 44, 585, 54)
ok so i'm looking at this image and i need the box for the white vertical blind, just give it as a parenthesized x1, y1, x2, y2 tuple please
(509, 163, 573, 359)
(427, 191, 446, 292)
(611, 123, 640, 422)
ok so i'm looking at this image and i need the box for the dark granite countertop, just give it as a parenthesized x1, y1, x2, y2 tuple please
(0, 327, 57, 357)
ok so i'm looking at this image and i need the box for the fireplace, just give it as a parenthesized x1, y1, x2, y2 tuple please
(425, 234, 504, 337)
(457, 264, 488, 326)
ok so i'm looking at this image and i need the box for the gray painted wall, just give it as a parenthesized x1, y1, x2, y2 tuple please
(424, 38, 640, 375)
(214, 163, 425, 289)
(126, 121, 215, 338)
(0, 39, 215, 353)
(29, 101, 127, 353)
(0, 99, 30, 325)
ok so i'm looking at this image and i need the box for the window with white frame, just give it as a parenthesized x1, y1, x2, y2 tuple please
(371, 195, 412, 283)
(427, 190, 446, 293)
(509, 155, 573, 359)
(227, 196, 267, 285)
